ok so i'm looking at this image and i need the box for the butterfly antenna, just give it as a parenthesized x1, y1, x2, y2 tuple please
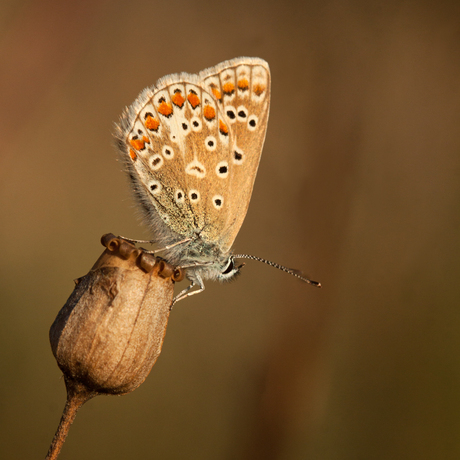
(233, 254, 321, 287)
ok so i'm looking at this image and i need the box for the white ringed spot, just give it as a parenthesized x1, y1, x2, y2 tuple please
(212, 195, 224, 209)
(174, 189, 185, 204)
(224, 105, 237, 124)
(162, 145, 174, 159)
(233, 147, 244, 165)
(190, 116, 202, 132)
(216, 161, 229, 178)
(150, 154, 163, 170)
(189, 189, 200, 203)
(180, 119, 191, 135)
(236, 105, 248, 122)
(148, 180, 162, 195)
(247, 114, 258, 131)
(205, 135, 217, 151)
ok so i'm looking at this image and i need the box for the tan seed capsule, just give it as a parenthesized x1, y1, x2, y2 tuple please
(47, 235, 185, 459)
(49, 234, 180, 396)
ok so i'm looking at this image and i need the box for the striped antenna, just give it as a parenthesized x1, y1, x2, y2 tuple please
(233, 254, 321, 287)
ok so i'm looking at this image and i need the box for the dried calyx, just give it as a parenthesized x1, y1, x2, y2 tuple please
(46, 234, 184, 460)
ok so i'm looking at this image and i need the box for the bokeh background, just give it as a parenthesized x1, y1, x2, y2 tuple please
(1, 0, 460, 458)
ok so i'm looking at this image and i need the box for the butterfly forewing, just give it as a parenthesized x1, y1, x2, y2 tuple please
(200, 57, 271, 252)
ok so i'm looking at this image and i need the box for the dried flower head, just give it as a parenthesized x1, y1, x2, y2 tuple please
(46, 234, 184, 459)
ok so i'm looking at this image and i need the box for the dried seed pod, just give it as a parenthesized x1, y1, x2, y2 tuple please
(49, 234, 182, 396)
(47, 235, 185, 459)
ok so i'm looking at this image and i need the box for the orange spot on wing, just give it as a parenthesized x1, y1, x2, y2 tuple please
(222, 82, 235, 95)
(129, 149, 137, 160)
(253, 84, 265, 96)
(172, 92, 185, 108)
(203, 105, 216, 121)
(211, 86, 222, 101)
(142, 136, 150, 144)
(145, 115, 160, 131)
(187, 92, 200, 108)
(130, 138, 145, 150)
(157, 101, 173, 117)
(219, 120, 228, 135)
(238, 78, 249, 90)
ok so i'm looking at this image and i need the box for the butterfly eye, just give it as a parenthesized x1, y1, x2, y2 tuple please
(218, 257, 241, 282)
(222, 258, 234, 275)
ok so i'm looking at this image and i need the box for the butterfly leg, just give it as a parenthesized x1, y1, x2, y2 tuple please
(117, 235, 192, 255)
(117, 235, 155, 245)
(154, 237, 192, 254)
(171, 274, 205, 308)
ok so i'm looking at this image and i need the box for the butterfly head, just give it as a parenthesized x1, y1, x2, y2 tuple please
(180, 252, 244, 284)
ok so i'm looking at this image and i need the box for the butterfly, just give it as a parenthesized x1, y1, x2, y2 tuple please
(115, 57, 320, 304)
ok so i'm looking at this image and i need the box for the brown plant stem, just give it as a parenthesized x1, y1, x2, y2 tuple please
(46, 379, 96, 460)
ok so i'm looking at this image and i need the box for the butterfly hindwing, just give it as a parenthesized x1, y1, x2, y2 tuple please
(119, 83, 197, 239)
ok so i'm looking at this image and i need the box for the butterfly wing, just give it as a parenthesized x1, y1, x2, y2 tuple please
(200, 57, 271, 253)
(116, 79, 196, 245)
(116, 71, 237, 249)
(115, 57, 270, 256)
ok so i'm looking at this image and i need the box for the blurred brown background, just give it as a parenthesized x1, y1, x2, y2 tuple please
(1, 0, 460, 458)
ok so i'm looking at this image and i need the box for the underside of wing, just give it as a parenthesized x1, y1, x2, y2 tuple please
(199, 57, 271, 253)
(115, 71, 236, 250)
(115, 57, 270, 256)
